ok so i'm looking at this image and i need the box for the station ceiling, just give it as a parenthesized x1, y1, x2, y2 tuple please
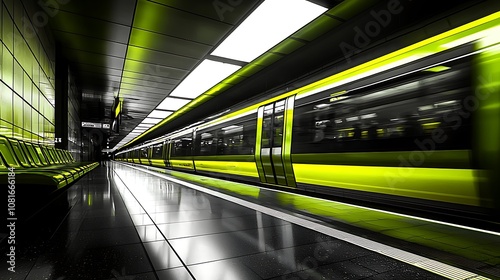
(44, 0, 485, 150)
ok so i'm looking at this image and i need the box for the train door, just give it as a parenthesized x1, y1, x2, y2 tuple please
(163, 140, 171, 168)
(255, 97, 296, 187)
(147, 146, 153, 165)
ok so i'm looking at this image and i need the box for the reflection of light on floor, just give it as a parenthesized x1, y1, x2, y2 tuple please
(256, 212, 265, 252)
(112, 167, 194, 278)
(119, 162, 486, 280)
(115, 164, 325, 277)
(281, 221, 296, 271)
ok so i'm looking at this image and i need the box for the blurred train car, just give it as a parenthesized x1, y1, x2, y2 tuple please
(115, 11, 500, 220)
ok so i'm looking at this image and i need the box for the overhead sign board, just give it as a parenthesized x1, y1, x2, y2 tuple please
(82, 122, 102, 128)
(81, 122, 112, 129)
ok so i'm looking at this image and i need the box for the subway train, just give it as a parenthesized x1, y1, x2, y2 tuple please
(115, 12, 500, 221)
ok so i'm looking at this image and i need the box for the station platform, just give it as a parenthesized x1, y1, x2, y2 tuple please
(1, 162, 499, 280)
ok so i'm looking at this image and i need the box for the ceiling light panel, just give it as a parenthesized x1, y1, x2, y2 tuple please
(137, 124, 154, 128)
(156, 97, 192, 111)
(148, 110, 173, 119)
(211, 0, 327, 62)
(169, 59, 241, 99)
(141, 118, 162, 124)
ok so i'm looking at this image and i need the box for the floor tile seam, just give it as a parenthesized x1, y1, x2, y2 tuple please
(57, 209, 85, 234)
(157, 222, 293, 241)
(112, 167, 197, 280)
(145, 208, 256, 215)
(150, 263, 187, 273)
(75, 224, 138, 232)
(154, 266, 194, 278)
(153, 223, 280, 236)
(148, 214, 256, 225)
(151, 213, 286, 229)
(72, 241, 149, 252)
(183, 255, 263, 279)
(148, 208, 257, 215)
(182, 251, 263, 267)
(121, 162, 489, 280)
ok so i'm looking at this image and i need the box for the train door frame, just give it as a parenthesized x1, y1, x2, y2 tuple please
(255, 96, 296, 188)
(147, 146, 153, 166)
(191, 129, 197, 172)
(163, 139, 171, 168)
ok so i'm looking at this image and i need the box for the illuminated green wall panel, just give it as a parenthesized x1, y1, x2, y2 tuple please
(2, 45, 14, 87)
(0, 0, 56, 145)
(13, 92, 23, 126)
(0, 82, 12, 121)
(2, 3, 14, 52)
(23, 102, 31, 132)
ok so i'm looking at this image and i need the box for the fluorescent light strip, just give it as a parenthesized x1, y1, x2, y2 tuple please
(147, 110, 173, 119)
(118, 163, 488, 280)
(169, 59, 241, 99)
(141, 118, 161, 124)
(156, 97, 192, 111)
(211, 0, 326, 62)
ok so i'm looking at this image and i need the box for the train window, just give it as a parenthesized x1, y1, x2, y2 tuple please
(261, 104, 274, 148)
(292, 61, 472, 154)
(140, 148, 148, 159)
(194, 115, 257, 156)
(171, 137, 193, 157)
(152, 144, 164, 159)
(196, 131, 216, 156)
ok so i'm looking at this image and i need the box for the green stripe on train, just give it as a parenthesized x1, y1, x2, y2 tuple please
(293, 163, 485, 206)
(194, 160, 259, 178)
(170, 159, 194, 170)
(150, 159, 166, 168)
(191, 155, 255, 162)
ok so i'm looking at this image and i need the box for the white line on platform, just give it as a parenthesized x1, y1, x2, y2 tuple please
(117, 162, 490, 280)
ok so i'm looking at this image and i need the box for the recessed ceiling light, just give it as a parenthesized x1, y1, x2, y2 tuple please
(211, 0, 326, 62)
(169, 59, 241, 99)
(156, 97, 191, 111)
(148, 110, 173, 119)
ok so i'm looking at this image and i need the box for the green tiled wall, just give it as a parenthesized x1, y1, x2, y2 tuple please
(0, 0, 56, 145)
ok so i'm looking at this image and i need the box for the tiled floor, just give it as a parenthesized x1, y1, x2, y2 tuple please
(0, 162, 497, 279)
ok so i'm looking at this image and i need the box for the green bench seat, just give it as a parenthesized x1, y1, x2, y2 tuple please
(0, 135, 98, 191)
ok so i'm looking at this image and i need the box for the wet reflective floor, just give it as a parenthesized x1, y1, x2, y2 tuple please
(0, 162, 497, 279)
